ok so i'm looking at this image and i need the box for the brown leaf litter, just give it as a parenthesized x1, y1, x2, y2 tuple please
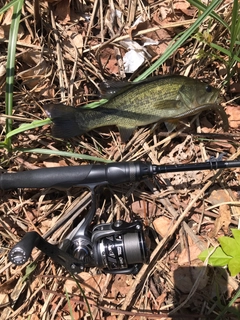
(0, 0, 240, 319)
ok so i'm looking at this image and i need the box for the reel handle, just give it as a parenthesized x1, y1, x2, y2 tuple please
(8, 232, 41, 265)
(8, 231, 87, 273)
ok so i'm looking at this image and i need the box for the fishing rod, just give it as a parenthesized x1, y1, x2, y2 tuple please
(3, 159, 240, 275)
(1, 160, 240, 190)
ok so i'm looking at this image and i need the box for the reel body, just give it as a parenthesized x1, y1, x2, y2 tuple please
(9, 190, 149, 274)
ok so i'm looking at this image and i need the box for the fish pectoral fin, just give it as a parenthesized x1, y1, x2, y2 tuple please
(164, 121, 177, 133)
(118, 126, 135, 142)
(153, 100, 180, 110)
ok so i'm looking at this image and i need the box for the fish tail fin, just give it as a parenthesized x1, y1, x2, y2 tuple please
(43, 104, 82, 138)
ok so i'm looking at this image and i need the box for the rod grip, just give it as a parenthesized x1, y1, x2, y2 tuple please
(0, 165, 94, 189)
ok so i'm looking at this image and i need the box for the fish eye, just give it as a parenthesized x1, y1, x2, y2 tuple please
(205, 85, 212, 93)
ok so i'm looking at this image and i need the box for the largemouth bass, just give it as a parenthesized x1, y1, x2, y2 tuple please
(44, 75, 229, 141)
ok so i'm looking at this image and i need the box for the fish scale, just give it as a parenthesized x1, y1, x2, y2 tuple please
(44, 75, 228, 142)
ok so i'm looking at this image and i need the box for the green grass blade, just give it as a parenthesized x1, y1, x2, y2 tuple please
(210, 41, 240, 63)
(209, 43, 233, 57)
(83, 99, 108, 109)
(21, 262, 37, 283)
(16, 148, 112, 163)
(5, 119, 52, 139)
(215, 288, 240, 320)
(0, 0, 21, 15)
(65, 289, 74, 320)
(230, 0, 239, 53)
(72, 274, 93, 320)
(5, 0, 24, 148)
(134, 0, 223, 81)
(5, 118, 112, 162)
(187, 0, 229, 30)
(232, 53, 240, 63)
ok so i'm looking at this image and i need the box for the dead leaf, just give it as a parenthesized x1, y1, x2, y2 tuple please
(70, 32, 83, 56)
(153, 216, 172, 238)
(110, 274, 133, 297)
(17, 59, 50, 90)
(1, 6, 13, 25)
(155, 291, 167, 309)
(229, 82, 240, 93)
(45, 0, 62, 3)
(26, 315, 40, 320)
(173, 266, 208, 293)
(173, 0, 190, 10)
(209, 204, 231, 237)
(62, 296, 84, 319)
(80, 274, 107, 295)
(173, 0, 197, 16)
(40, 216, 59, 234)
(78, 272, 93, 282)
(160, 135, 196, 165)
(82, 273, 132, 299)
(63, 31, 83, 59)
(0, 276, 18, 294)
(0, 63, 6, 77)
(178, 243, 202, 266)
(128, 19, 150, 40)
(0, 24, 24, 39)
(226, 105, 240, 128)
(0, 25, 10, 39)
(18, 34, 32, 46)
(137, 21, 172, 57)
(64, 279, 77, 294)
(131, 200, 156, 218)
(100, 47, 119, 75)
(21, 51, 42, 66)
(206, 139, 234, 151)
(208, 189, 232, 206)
(54, 0, 71, 24)
(208, 190, 232, 237)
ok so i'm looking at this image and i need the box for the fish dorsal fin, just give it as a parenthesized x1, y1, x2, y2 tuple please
(100, 80, 136, 99)
(118, 126, 135, 142)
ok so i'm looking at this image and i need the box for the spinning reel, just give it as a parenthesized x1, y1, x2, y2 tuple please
(8, 189, 149, 274)
(2, 159, 239, 274)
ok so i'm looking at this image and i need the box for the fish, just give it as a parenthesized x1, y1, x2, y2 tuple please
(44, 75, 229, 142)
